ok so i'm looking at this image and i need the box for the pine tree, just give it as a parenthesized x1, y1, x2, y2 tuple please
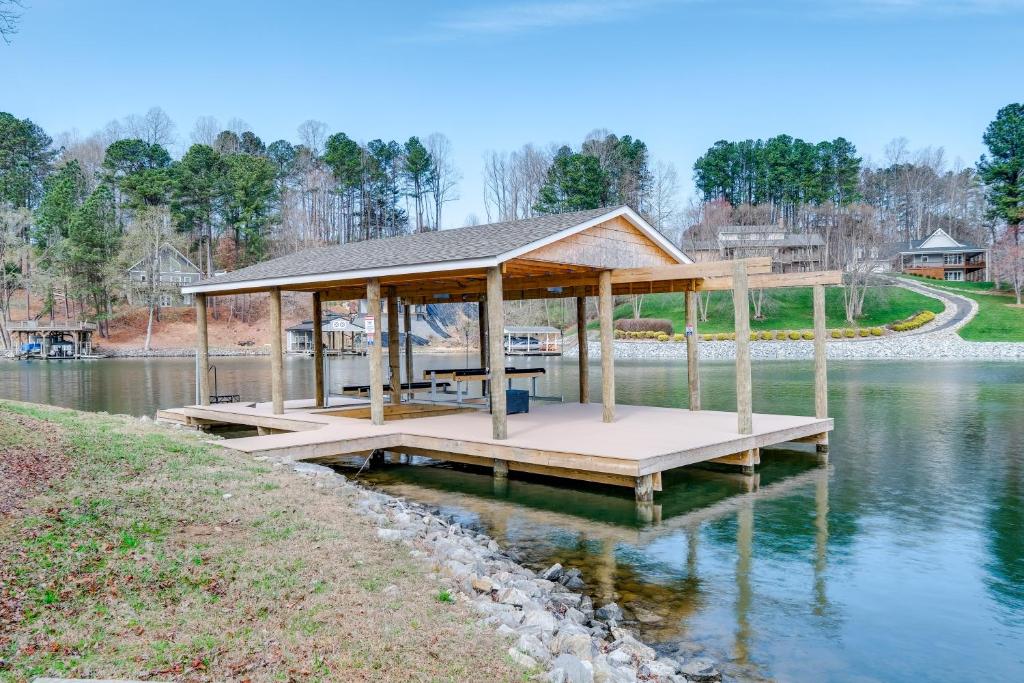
(978, 103, 1024, 243)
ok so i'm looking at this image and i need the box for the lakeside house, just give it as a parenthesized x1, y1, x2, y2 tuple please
(685, 225, 824, 273)
(126, 245, 202, 307)
(896, 228, 988, 282)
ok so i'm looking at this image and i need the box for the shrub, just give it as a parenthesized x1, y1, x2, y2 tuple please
(859, 328, 870, 337)
(802, 331, 814, 340)
(701, 334, 713, 342)
(615, 318, 673, 335)
(728, 332, 736, 341)
(788, 331, 801, 340)
(890, 310, 937, 332)
(843, 328, 856, 338)
(831, 329, 841, 339)
(715, 333, 728, 341)
(673, 333, 685, 342)
(759, 330, 773, 341)
(750, 332, 758, 341)
(773, 330, 786, 341)
(871, 327, 883, 336)
(656, 333, 670, 342)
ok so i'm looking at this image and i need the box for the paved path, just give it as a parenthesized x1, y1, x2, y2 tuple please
(887, 276, 977, 334)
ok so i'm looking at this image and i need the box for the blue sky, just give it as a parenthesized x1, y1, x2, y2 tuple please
(2, 0, 1022, 226)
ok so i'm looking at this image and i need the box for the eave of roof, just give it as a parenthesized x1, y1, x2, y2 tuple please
(182, 206, 689, 295)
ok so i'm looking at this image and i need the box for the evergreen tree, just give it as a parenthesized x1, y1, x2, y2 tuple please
(171, 144, 226, 276)
(67, 185, 119, 333)
(223, 153, 278, 265)
(534, 146, 608, 214)
(402, 136, 432, 232)
(103, 138, 173, 210)
(978, 103, 1024, 242)
(0, 111, 55, 209)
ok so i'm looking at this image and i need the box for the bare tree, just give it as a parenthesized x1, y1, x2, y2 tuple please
(0, 0, 23, 43)
(120, 207, 179, 351)
(992, 232, 1024, 305)
(124, 107, 177, 148)
(190, 116, 220, 146)
(483, 143, 551, 221)
(0, 207, 29, 349)
(832, 205, 881, 322)
(648, 160, 680, 235)
(226, 117, 250, 136)
(297, 120, 328, 156)
(425, 133, 460, 229)
(54, 129, 108, 193)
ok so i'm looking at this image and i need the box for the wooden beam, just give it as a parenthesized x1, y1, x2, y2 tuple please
(576, 296, 589, 404)
(599, 270, 615, 423)
(366, 278, 384, 425)
(312, 292, 325, 408)
(386, 288, 401, 404)
(610, 257, 772, 285)
(685, 290, 701, 411)
(403, 302, 413, 402)
(700, 270, 843, 291)
(478, 299, 488, 396)
(269, 287, 284, 415)
(813, 284, 829, 454)
(733, 260, 752, 434)
(487, 267, 507, 439)
(195, 293, 209, 406)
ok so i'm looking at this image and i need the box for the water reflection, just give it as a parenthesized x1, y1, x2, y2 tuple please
(5, 356, 1024, 681)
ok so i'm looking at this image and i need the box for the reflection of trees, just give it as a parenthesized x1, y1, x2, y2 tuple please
(985, 432, 1024, 620)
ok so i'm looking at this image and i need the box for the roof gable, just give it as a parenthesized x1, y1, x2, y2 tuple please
(918, 228, 962, 249)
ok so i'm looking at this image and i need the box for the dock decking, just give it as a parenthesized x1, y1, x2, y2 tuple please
(158, 401, 832, 495)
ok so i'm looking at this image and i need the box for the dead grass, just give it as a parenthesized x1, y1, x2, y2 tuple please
(0, 401, 523, 682)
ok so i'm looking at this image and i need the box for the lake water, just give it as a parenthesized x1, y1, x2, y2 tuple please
(3, 355, 1023, 682)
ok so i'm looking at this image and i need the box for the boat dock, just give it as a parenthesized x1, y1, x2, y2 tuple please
(158, 400, 832, 494)
(171, 206, 840, 502)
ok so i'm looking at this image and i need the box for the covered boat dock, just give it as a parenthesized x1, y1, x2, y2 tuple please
(174, 205, 839, 502)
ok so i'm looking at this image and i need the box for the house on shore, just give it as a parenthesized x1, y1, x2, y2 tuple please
(126, 245, 202, 307)
(897, 228, 988, 282)
(685, 225, 824, 273)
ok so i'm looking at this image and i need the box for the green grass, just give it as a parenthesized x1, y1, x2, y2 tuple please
(593, 286, 944, 334)
(955, 292, 1024, 341)
(898, 275, 1024, 341)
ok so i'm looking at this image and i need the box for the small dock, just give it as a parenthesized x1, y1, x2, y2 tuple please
(159, 400, 831, 496)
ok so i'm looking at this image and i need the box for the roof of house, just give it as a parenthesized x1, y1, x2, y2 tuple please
(285, 313, 345, 332)
(504, 326, 561, 334)
(182, 206, 688, 294)
(685, 232, 824, 252)
(899, 228, 984, 254)
(127, 244, 201, 274)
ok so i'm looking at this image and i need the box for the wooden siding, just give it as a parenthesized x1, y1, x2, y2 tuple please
(519, 216, 677, 269)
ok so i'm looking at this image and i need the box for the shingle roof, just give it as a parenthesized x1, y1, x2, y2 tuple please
(189, 206, 624, 290)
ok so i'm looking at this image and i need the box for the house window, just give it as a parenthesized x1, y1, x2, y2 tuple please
(944, 254, 963, 265)
(159, 294, 174, 307)
(944, 271, 963, 282)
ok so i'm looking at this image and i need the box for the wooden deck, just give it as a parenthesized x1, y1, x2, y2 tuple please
(158, 401, 831, 496)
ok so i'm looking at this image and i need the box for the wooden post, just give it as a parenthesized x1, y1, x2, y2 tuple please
(733, 260, 752, 434)
(635, 474, 654, 503)
(195, 293, 210, 406)
(478, 299, 488, 396)
(493, 459, 508, 479)
(367, 278, 384, 425)
(576, 296, 589, 404)
(486, 267, 507, 440)
(813, 283, 829, 456)
(312, 292, 325, 408)
(599, 270, 615, 423)
(403, 302, 413, 401)
(269, 287, 284, 415)
(685, 289, 701, 411)
(387, 288, 401, 404)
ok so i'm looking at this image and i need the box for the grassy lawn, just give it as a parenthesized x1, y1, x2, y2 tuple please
(898, 275, 1024, 341)
(592, 286, 944, 334)
(0, 401, 521, 683)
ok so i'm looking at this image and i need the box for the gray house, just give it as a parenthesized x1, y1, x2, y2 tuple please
(127, 245, 202, 307)
(897, 228, 988, 282)
(686, 225, 824, 273)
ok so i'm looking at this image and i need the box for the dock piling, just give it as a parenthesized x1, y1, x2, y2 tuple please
(599, 270, 615, 423)
(195, 293, 210, 406)
(270, 287, 284, 415)
(576, 295, 589, 404)
(635, 474, 654, 503)
(367, 278, 384, 425)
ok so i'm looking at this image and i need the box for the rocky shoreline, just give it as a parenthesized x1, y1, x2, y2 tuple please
(240, 446, 724, 683)
(566, 333, 1024, 361)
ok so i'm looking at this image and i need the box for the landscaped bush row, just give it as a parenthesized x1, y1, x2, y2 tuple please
(889, 310, 937, 332)
(614, 326, 888, 342)
(613, 318, 674, 335)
